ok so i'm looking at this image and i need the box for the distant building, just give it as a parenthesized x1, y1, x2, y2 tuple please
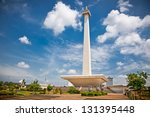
(40, 84, 48, 89)
(106, 77, 113, 86)
(146, 74, 150, 86)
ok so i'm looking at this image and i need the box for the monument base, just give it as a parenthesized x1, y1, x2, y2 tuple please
(61, 74, 108, 87)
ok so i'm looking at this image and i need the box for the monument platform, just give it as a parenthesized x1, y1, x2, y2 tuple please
(62, 75, 108, 87)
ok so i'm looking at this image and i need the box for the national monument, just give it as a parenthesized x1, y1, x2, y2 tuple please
(62, 7, 108, 89)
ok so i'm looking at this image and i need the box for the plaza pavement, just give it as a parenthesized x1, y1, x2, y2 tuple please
(0, 93, 128, 100)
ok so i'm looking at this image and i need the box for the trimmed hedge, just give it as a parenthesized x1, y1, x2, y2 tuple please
(81, 91, 107, 96)
(67, 87, 80, 94)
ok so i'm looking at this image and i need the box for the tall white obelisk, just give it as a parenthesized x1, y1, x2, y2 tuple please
(82, 6, 91, 75)
(62, 7, 108, 88)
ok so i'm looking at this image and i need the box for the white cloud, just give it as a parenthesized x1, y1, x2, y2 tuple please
(57, 68, 77, 75)
(116, 62, 124, 66)
(72, 44, 83, 49)
(68, 69, 77, 74)
(120, 46, 143, 55)
(40, 43, 83, 85)
(141, 15, 150, 27)
(117, 61, 139, 73)
(141, 63, 150, 70)
(115, 32, 142, 47)
(144, 39, 150, 59)
(97, 10, 138, 43)
(96, 9, 150, 60)
(115, 32, 150, 59)
(75, 0, 83, 6)
(59, 43, 113, 74)
(19, 36, 31, 45)
(60, 44, 83, 64)
(115, 32, 144, 55)
(97, 10, 150, 43)
(116, 60, 150, 74)
(88, 0, 101, 8)
(57, 69, 66, 74)
(56, 68, 78, 76)
(43, 1, 82, 35)
(21, 14, 38, 24)
(117, 74, 127, 78)
(17, 61, 30, 69)
(91, 45, 112, 63)
(118, 0, 132, 12)
(113, 60, 150, 85)
(113, 75, 127, 85)
(60, 43, 113, 73)
(91, 45, 113, 72)
(0, 64, 34, 82)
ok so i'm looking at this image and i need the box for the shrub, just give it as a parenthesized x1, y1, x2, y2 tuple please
(59, 88, 62, 94)
(16, 92, 24, 96)
(101, 91, 107, 95)
(53, 88, 60, 94)
(8, 91, 15, 95)
(81, 91, 107, 96)
(0, 90, 7, 95)
(39, 88, 46, 94)
(0, 90, 15, 95)
(67, 86, 80, 94)
(53, 88, 63, 94)
(47, 85, 53, 92)
(0, 86, 6, 90)
(20, 88, 27, 91)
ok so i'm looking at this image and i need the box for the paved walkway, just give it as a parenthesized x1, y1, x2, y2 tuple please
(84, 93, 129, 100)
(0, 93, 128, 100)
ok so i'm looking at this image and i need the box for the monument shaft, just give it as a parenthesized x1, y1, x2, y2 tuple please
(83, 7, 91, 75)
(62, 7, 108, 88)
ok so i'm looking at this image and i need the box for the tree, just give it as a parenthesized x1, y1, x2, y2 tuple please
(28, 80, 41, 94)
(0, 81, 3, 86)
(0, 81, 4, 90)
(20, 79, 26, 88)
(47, 84, 53, 93)
(127, 71, 148, 90)
(7, 82, 16, 91)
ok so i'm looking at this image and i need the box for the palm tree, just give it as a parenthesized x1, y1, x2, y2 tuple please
(29, 80, 41, 94)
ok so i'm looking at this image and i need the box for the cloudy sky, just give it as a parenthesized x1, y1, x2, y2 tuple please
(0, 0, 150, 86)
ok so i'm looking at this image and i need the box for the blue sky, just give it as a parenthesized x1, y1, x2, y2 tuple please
(0, 0, 150, 86)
